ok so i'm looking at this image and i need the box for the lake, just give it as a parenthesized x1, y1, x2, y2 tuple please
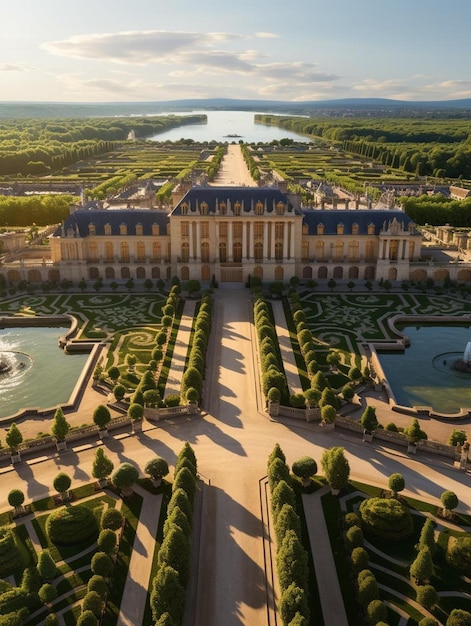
(148, 110, 312, 143)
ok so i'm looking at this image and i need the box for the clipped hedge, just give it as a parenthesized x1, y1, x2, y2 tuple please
(359, 497, 413, 540)
(46, 505, 99, 545)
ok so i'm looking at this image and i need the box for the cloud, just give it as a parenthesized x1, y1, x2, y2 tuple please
(42, 30, 243, 65)
(255, 32, 279, 39)
(0, 63, 35, 72)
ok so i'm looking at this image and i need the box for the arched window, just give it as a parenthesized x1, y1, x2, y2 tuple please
(368, 223, 375, 235)
(233, 201, 241, 216)
(233, 241, 242, 263)
(333, 242, 344, 261)
(317, 223, 324, 235)
(200, 201, 208, 215)
(255, 201, 264, 215)
(105, 267, 115, 279)
(302, 241, 309, 262)
(365, 241, 375, 261)
(88, 223, 96, 236)
(181, 266, 190, 280)
(337, 223, 344, 235)
(89, 242, 98, 262)
(104, 223, 112, 235)
(181, 202, 189, 215)
(120, 242, 129, 263)
(219, 241, 227, 263)
(136, 223, 143, 236)
(120, 223, 127, 236)
(201, 241, 210, 262)
(276, 202, 285, 215)
(105, 242, 114, 261)
(352, 223, 359, 235)
(152, 223, 160, 236)
(348, 241, 359, 261)
(315, 241, 325, 260)
(275, 266, 284, 280)
(136, 241, 146, 262)
(152, 242, 161, 262)
(254, 241, 263, 260)
(181, 241, 189, 262)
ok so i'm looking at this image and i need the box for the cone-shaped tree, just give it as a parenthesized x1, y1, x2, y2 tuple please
(37, 549, 57, 581)
(92, 448, 114, 484)
(271, 480, 296, 521)
(405, 418, 427, 444)
(275, 504, 301, 546)
(416, 584, 438, 610)
(279, 582, 309, 626)
(418, 518, 436, 555)
(360, 406, 379, 434)
(150, 565, 186, 624)
(268, 443, 286, 467)
(276, 529, 309, 591)
(321, 447, 350, 492)
(446, 609, 471, 626)
(410, 547, 434, 584)
(6, 423, 23, 453)
(51, 407, 70, 442)
(268, 457, 291, 492)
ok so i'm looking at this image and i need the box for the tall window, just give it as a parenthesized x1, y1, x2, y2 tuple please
(254, 222, 264, 238)
(275, 222, 284, 239)
(181, 221, 189, 237)
(120, 242, 129, 263)
(219, 222, 228, 238)
(254, 242, 263, 260)
(365, 241, 375, 261)
(201, 242, 210, 262)
(389, 239, 399, 261)
(88, 242, 98, 262)
(219, 241, 227, 263)
(181, 242, 189, 262)
(315, 241, 324, 260)
(136, 241, 146, 262)
(275, 242, 283, 260)
(233, 241, 242, 263)
(152, 242, 161, 262)
(232, 222, 242, 238)
(348, 241, 359, 262)
(104, 223, 112, 235)
(88, 224, 96, 236)
(105, 242, 114, 261)
(333, 242, 344, 261)
(201, 221, 209, 239)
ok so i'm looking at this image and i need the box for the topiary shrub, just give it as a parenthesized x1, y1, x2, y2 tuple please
(276, 529, 308, 592)
(90, 552, 113, 577)
(37, 549, 57, 581)
(101, 507, 123, 531)
(0, 528, 25, 577)
(76, 610, 98, 626)
(38, 583, 57, 605)
(344, 512, 361, 529)
(97, 529, 116, 555)
(350, 547, 369, 572)
(359, 497, 413, 540)
(46, 506, 99, 545)
(447, 536, 471, 574)
(82, 590, 103, 617)
(173, 467, 197, 506)
(292, 456, 317, 487)
(271, 480, 296, 522)
(278, 582, 309, 626)
(87, 575, 108, 598)
(345, 525, 364, 551)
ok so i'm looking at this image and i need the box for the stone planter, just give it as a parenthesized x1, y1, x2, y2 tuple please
(407, 442, 418, 454)
(131, 420, 143, 434)
(10, 452, 21, 464)
(322, 421, 335, 431)
(268, 400, 280, 417)
(330, 487, 340, 496)
(363, 430, 374, 442)
(56, 440, 67, 451)
(98, 428, 109, 439)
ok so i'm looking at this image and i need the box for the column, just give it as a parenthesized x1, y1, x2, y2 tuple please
(290, 220, 295, 261)
(385, 239, 390, 260)
(270, 222, 275, 260)
(263, 222, 268, 259)
(249, 221, 253, 260)
(228, 221, 233, 262)
(196, 222, 201, 260)
(242, 221, 247, 260)
(189, 223, 194, 259)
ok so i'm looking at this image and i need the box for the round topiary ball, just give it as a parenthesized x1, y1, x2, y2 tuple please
(359, 497, 413, 540)
(46, 505, 99, 545)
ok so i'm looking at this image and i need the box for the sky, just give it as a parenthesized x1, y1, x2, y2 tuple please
(2, 0, 471, 103)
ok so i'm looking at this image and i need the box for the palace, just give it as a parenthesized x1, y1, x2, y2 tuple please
(44, 183, 422, 285)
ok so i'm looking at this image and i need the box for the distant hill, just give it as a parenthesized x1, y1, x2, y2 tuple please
(1, 97, 471, 119)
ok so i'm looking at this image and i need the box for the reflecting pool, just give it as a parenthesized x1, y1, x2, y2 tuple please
(0, 327, 89, 418)
(376, 325, 471, 414)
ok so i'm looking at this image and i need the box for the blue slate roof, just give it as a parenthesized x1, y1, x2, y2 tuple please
(171, 186, 299, 215)
(54, 209, 170, 237)
(301, 209, 416, 235)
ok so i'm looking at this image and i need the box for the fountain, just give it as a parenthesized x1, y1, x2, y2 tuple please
(0, 327, 89, 419)
(452, 341, 471, 373)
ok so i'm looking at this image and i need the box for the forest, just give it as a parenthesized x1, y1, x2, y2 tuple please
(256, 115, 471, 180)
(0, 114, 205, 176)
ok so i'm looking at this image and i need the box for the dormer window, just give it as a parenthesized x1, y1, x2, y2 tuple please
(88, 223, 96, 236)
(219, 202, 226, 215)
(276, 201, 285, 215)
(136, 223, 143, 236)
(352, 223, 359, 235)
(152, 223, 160, 236)
(200, 201, 208, 215)
(317, 223, 324, 235)
(337, 223, 344, 235)
(233, 201, 241, 216)
(104, 223, 112, 235)
(120, 223, 127, 236)
(255, 201, 264, 215)
(368, 223, 375, 235)
(181, 202, 189, 215)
